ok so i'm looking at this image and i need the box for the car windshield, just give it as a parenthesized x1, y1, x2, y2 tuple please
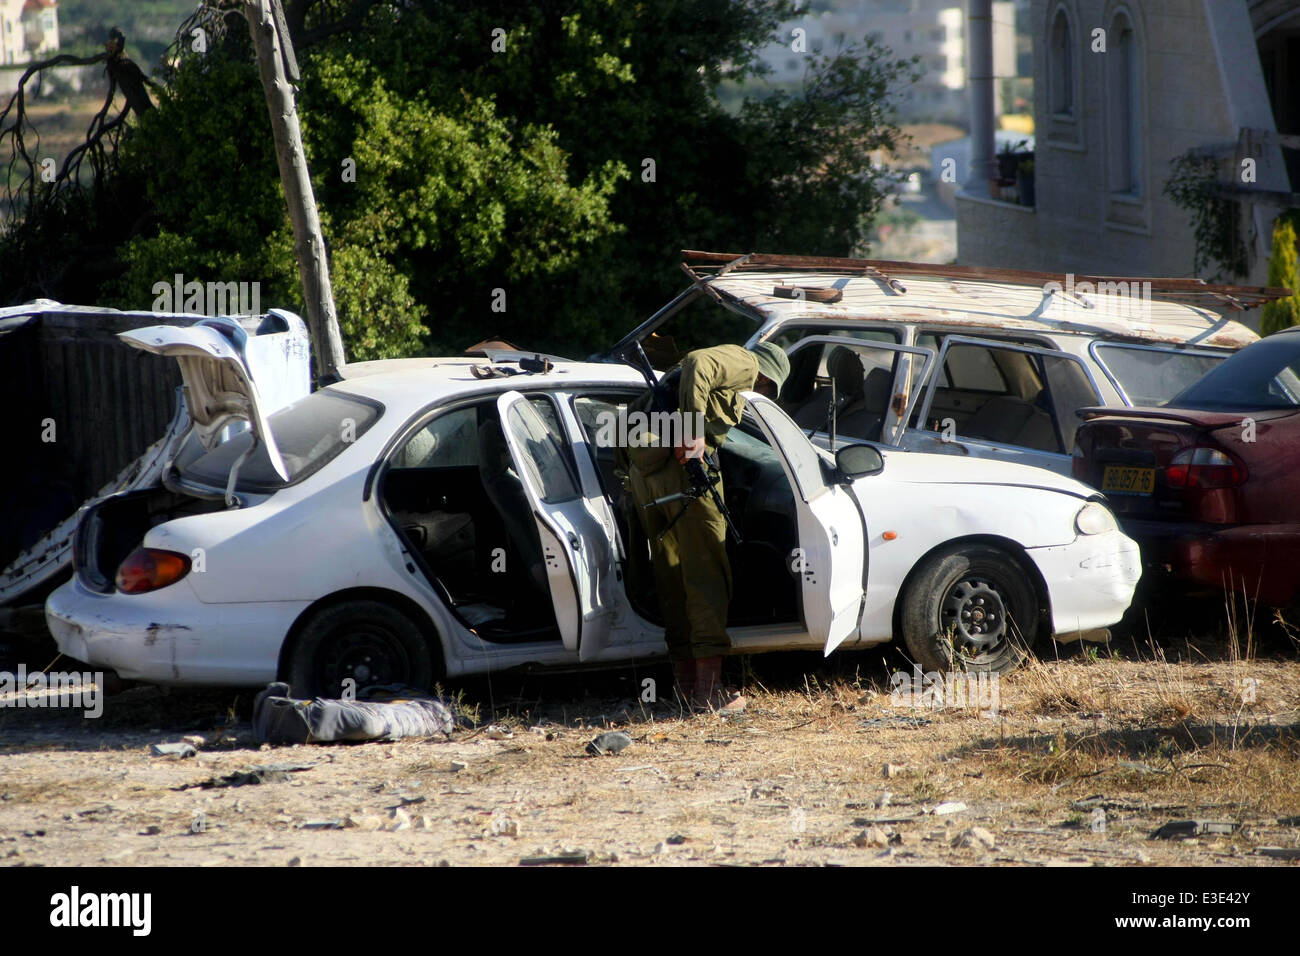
(1169, 334, 1300, 411)
(1092, 344, 1228, 406)
(180, 389, 381, 491)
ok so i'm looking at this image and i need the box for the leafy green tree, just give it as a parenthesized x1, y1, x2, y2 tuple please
(1261, 214, 1300, 336)
(4, 1, 917, 360)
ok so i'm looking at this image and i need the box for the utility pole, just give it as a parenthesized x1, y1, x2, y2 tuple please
(243, 0, 346, 382)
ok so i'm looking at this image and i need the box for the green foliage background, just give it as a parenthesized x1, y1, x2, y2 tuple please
(1261, 213, 1300, 336)
(2, 1, 916, 362)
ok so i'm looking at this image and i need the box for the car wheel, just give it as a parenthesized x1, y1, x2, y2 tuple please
(901, 544, 1038, 675)
(288, 600, 434, 698)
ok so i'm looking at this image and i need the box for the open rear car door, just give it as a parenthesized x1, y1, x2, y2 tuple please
(496, 391, 617, 660)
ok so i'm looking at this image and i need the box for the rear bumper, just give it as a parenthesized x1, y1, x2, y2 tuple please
(1121, 518, 1300, 606)
(45, 577, 304, 686)
(1027, 530, 1141, 635)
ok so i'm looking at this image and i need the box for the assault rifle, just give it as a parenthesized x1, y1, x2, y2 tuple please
(619, 342, 743, 545)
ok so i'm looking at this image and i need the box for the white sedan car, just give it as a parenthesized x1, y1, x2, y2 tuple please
(46, 328, 1141, 694)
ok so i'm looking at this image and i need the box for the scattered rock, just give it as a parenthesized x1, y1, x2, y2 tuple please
(487, 814, 519, 837)
(853, 826, 891, 848)
(586, 730, 633, 756)
(882, 763, 901, 779)
(876, 792, 893, 809)
(150, 742, 196, 759)
(484, 725, 513, 740)
(181, 735, 207, 749)
(666, 833, 687, 845)
(345, 814, 385, 832)
(137, 825, 162, 836)
(932, 801, 968, 816)
(449, 760, 468, 773)
(953, 826, 997, 849)
(722, 695, 748, 713)
(299, 819, 343, 830)
(387, 808, 412, 832)
(287, 856, 301, 867)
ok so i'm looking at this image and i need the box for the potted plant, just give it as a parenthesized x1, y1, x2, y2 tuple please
(997, 138, 1029, 185)
(1017, 155, 1035, 206)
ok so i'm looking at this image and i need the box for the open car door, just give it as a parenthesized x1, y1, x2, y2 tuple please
(496, 391, 616, 660)
(742, 392, 867, 655)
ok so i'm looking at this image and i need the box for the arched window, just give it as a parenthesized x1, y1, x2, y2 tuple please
(1105, 12, 1143, 196)
(1049, 8, 1073, 116)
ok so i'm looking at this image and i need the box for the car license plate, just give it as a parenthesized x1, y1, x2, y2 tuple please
(1101, 465, 1154, 495)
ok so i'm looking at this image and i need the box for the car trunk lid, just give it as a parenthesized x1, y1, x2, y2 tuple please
(1073, 406, 1293, 521)
(119, 317, 292, 487)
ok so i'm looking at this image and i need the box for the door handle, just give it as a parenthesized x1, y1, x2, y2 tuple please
(568, 532, 581, 551)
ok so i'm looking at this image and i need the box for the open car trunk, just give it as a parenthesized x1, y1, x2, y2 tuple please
(0, 310, 310, 650)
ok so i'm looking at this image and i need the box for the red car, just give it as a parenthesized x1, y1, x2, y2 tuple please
(1072, 329, 1300, 608)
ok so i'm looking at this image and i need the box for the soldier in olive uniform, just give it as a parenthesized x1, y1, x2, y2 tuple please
(621, 342, 789, 710)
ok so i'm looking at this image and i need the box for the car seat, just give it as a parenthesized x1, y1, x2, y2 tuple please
(792, 347, 865, 431)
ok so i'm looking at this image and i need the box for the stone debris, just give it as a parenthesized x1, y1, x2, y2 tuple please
(586, 730, 633, 756)
(953, 826, 997, 849)
(853, 826, 891, 848)
(150, 742, 196, 759)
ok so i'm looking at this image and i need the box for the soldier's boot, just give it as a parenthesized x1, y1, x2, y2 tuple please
(672, 659, 696, 709)
(691, 656, 725, 711)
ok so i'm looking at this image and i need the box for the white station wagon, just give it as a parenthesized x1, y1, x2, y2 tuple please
(652, 252, 1274, 477)
(45, 323, 1141, 693)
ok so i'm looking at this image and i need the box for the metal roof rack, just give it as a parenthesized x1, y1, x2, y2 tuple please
(681, 250, 1294, 311)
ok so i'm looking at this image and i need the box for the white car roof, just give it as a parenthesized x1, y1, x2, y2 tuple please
(332, 357, 646, 419)
(680, 253, 1276, 350)
(713, 271, 1257, 349)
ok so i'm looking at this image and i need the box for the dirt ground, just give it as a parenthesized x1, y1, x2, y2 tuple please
(3, 616, 1300, 868)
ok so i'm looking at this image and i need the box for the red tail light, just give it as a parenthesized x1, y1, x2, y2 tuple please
(116, 548, 191, 594)
(1163, 447, 1247, 489)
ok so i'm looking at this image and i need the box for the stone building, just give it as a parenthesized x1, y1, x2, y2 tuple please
(1, 0, 58, 65)
(957, 0, 1298, 292)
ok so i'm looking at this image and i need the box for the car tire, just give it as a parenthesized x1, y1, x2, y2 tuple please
(901, 544, 1039, 675)
(287, 600, 434, 698)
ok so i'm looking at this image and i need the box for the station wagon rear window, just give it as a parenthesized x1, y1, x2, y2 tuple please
(1092, 344, 1227, 406)
(181, 390, 382, 491)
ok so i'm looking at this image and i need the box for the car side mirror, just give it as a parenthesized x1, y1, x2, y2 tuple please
(835, 443, 883, 481)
